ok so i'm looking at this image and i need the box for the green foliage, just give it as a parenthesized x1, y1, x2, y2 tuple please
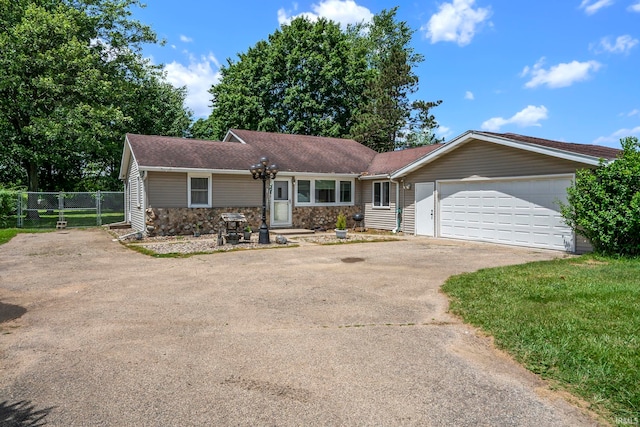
(335, 212, 347, 230)
(0, 0, 191, 192)
(442, 255, 640, 423)
(200, 7, 441, 151)
(0, 187, 18, 228)
(205, 17, 365, 140)
(348, 8, 442, 152)
(560, 136, 640, 256)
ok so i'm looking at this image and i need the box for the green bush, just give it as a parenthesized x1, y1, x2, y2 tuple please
(560, 136, 640, 256)
(0, 188, 18, 228)
(335, 212, 347, 230)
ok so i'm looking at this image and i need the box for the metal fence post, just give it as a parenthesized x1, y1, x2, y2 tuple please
(16, 192, 22, 228)
(59, 192, 64, 222)
(96, 191, 102, 226)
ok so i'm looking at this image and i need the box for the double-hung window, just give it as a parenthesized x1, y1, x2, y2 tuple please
(296, 178, 354, 205)
(373, 181, 390, 208)
(188, 174, 212, 207)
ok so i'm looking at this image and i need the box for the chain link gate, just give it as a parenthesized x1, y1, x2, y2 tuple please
(17, 191, 124, 228)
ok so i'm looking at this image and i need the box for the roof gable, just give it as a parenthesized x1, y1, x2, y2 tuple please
(390, 131, 621, 179)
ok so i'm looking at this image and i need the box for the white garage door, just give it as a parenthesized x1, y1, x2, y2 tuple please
(438, 176, 574, 251)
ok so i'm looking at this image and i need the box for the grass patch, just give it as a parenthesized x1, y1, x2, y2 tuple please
(441, 255, 640, 423)
(0, 228, 53, 245)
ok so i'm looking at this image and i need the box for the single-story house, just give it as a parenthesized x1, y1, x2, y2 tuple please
(119, 129, 620, 252)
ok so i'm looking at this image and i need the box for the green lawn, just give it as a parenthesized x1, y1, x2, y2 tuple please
(441, 255, 640, 424)
(10, 210, 124, 228)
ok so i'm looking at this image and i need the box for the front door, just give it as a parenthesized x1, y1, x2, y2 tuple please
(270, 178, 292, 227)
(415, 182, 435, 236)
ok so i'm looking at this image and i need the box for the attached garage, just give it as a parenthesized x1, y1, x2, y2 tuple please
(393, 131, 620, 253)
(437, 175, 574, 251)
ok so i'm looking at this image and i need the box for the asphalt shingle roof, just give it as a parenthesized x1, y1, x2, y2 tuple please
(478, 131, 620, 160)
(125, 130, 621, 178)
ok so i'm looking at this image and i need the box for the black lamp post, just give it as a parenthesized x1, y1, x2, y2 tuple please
(249, 157, 278, 244)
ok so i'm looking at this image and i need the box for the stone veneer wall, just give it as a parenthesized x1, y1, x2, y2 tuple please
(145, 205, 365, 236)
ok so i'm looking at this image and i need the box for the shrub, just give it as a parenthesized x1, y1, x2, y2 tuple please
(335, 212, 347, 230)
(560, 136, 640, 256)
(0, 188, 18, 228)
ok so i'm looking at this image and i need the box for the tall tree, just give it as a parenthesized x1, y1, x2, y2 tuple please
(198, 8, 441, 151)
(199, 17, 368, 141)
(0, 0, 191, 192)
(349, 7, 442, 152)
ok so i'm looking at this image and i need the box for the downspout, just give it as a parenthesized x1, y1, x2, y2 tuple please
(389, 177, 402, 233)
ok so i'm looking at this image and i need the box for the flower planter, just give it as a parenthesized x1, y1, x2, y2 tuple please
(335, 229, 347, 239)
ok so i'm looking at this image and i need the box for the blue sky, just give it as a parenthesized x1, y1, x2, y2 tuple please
(132, 0, 640, 148)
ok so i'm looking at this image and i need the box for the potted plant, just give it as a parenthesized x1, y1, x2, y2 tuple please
(243, 225, 252, 241)
(193, 223, 201, 237)
(335, 212, 348, 239)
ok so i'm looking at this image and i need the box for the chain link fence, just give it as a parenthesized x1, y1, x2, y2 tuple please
(16, 191, 124, 229)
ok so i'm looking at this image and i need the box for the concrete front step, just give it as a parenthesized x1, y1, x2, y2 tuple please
(269, 228, 316, 236)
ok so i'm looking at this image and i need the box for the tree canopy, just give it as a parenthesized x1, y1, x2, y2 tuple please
(195, 8, 442, 152)
(0, 0, 192, 191)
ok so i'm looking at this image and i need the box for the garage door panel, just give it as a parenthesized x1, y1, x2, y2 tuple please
(438, 177, 574, 251)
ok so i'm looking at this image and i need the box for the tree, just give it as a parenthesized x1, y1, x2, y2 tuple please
(560, 136, 640, 256)
(205, 17, 366, 141)
(201, 8, 441, 149)
(0, 0, 191, 192)
(348, 8, 442, 152)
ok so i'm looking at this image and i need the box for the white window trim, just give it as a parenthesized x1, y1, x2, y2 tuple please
(188, 173, 212, 208)
(295, 177, 355, 206)
(373, 180, 391, 209)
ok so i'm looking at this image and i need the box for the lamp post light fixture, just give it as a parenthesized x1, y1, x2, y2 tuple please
(249, 156, 278, 244)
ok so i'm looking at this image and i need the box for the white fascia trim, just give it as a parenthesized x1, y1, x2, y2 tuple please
(140, 166, 248, 175)
(222, 129, 247, 144)
(290, 172, 360, 178)
(436, 173, 575, 184)
(118, 136, 133, 180)
(390, 131, 603, 179)
(358, 174, 390, 180)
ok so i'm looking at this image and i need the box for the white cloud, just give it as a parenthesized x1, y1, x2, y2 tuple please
(278, 0, 373, 28)
(164, 53, 221, 117)
(481, 105, 549, 132)
(464, 91, 474, 100)
(579, 0, 615, 15)
(592, 35, 638, 54)
(521, 57, 602, 88)
(422, 0, 491, 46)
(629, 2, 640, 12)
(437, 125, 454, 140)
(180, 35, 194, 43)
(627, 109, 640, 117)
(593, 126, 640, 144)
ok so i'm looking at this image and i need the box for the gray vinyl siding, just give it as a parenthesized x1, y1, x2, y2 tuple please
(401, 140, 589, 235)
(361, 180, 398, 231)
(147, 172, 188, 208)
(146, 172, 262, 208)
(212, 175, 262, 207)
(406, 140, 585, 183)
(128, 157, 145, 233)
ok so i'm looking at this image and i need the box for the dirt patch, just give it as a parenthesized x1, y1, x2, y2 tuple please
(0, 303, 26, 323)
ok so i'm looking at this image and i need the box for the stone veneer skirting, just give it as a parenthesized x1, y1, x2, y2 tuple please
(145, 206, 364, 236)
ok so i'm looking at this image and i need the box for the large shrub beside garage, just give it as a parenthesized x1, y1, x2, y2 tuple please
(560, 136, 640, 256)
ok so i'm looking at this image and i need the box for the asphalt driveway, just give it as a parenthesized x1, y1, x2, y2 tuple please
(0, 229, 599, 426)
